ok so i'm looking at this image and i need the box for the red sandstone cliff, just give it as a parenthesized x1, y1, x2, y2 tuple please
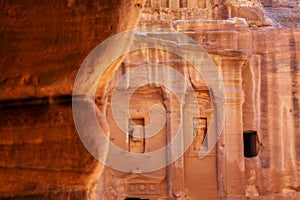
(0, 0, 299, 199)
(0, 0, 145, 199)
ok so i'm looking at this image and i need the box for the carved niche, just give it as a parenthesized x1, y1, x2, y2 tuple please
(192, 117, 207, 152)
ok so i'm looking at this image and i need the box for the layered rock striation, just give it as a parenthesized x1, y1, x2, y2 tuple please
(0, 0, 145, 199)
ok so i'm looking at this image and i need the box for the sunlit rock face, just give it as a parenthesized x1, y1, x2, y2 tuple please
(97, 0, 300, 200)
(0, 0, 145, 199)
(0, 0, 299, 200)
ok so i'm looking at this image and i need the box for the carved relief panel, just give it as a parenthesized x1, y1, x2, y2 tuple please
(128, 118, 145, 153)
(123, 174, 164, 198)
(192, 117, 207, 152)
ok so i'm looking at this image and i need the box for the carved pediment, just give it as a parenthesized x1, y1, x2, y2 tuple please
(122, 173, 165, 195)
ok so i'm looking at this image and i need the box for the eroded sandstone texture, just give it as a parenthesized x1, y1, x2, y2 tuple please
(0, 0, 300, 200)
(0, 0, 145, 199)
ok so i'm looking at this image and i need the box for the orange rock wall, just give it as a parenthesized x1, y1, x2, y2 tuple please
(186, 23, 300, 200)
(0, 0, 300, 199)
(99, 1, 300, 199)
(0, 0, 145, 199)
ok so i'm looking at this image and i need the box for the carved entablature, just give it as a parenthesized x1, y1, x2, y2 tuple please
(122, 173, 164, 196)
(144, 0, 206, 9)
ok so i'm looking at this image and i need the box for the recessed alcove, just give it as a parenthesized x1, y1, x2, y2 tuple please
(243, 130, 259, 158)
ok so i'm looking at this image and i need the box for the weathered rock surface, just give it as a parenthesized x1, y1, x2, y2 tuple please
(99, 1, 300, 199)
(0, 0, 299, 199)
(0, 0, 145, 199)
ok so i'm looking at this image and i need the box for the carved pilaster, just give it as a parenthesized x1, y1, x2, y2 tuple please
(211, 50, 251, 198)
(167, 94, 185, 198)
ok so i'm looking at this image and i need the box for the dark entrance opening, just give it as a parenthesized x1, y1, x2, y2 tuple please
(243, 130, 259, 158)
(125, 198, 149, 200)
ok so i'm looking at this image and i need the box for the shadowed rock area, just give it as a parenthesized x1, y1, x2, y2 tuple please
(0, 0, 145, 199)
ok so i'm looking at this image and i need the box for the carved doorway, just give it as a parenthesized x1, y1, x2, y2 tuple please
(102, 85, 169, 200)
